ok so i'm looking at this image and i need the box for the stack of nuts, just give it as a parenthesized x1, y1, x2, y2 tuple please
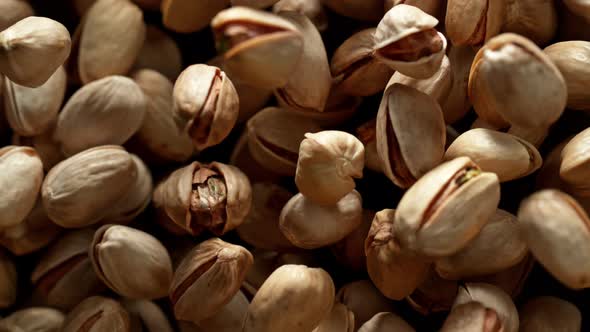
(1, 0, 590, 331)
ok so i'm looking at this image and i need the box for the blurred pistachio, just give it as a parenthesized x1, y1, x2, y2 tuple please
(384, 0, 441, 17)
(336, 280, 396, 330)
(55, 76, 147, 156)
(280, 191, 363, 249)
(13, 125, 64, 172)
(374, 5, 446, 79)
(313, 302, 355, 332)
(394, 157, 500, 257)
(0, 17, 71, 88)
(0, 250, 16, 309)
(170, 238, 253, 323)
(61, 296, 130, 332)
(232, 0, 279, 8)
(273, 0, 327, 31)
(519, 296, 582, 332)
(195, 290, 249, 332)
(407, 269, 458, 315)
(212, 7, 304, 89)
(320, 0, 383, 21)
(358, 312, 415, 332)
(246, 107, 322, 176)
(1, 307, 64, 332)
(376, 83, 446, 188)
(162, 0, 229, 33)
(501, 0, 557, 46)
(243, 264, 335, 332)
(173, 64, 239, 151)
(133, 25, 182, 81)
(545, 41, 590, 111)
(230, 128, 284, 183)
(122, 299, 174, 332)
(444, 128, 542, 182)
(331, 209, 374, 272)
(0, 146, 43, 229)
(440, 302, 504, 332)
(446, 0, 505, 46)
(365, 209, 431, 300)
(356, 119, 381, 173)
(0, 0, 34, 31)
(560, 127, 590, 195)
(31, 229, 105, 310)
(441, 45, 475, 124)
(77, 0, 146, 83)
(331, 28, 394, 97)
(153, 161, 252, 236)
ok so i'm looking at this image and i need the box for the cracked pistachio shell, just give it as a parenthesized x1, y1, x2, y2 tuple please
(212, 7, 303, 89)
(0, 198, 62, 256)
(232, 0, 279, 8)
(336, 280, 396, 330)
(453, 283, 519, 332)
(469, 33, 567, 146)
(385, 0, 441, 17)
(173, 64, 239, 151)
(441, 302, 504, 332)
(1, 307, 64, 332)
(122, 299, 174, 332)
(133, 25, 182, 81)
(442, 45, 476, 124)
(78, 0, 146, 83)
(331, 209, 373, 272)
(394, 157, 501, 257)
(446, 0, 505, 46)
(313, 302, 354, 332)
(31, 229, 105, 310)
(520, 296, 582, 332)
(563, 0, 590, 22)
(406, 269, 458, 315)
(320, 0, 383, 21)
(376, 83, 446, 188)
(331, 28, 394, 97)
(295, 131, 364, 205)
(0, 251, 16, 309)
(243, 264, 335, 332)
(374, 5, 447, 79)
(246, 107, 322, 176)
(356, 119, 381, 173)
(236, 183, 296, 251)
(162, 0, 229, 33)
(153, 161, 251, 236)
(502, 0, 557, 46)
(62, 296, 130, 332)
(230, 129, 283, 184)
(358, 312, 415, 332)
(560, 127, 590, 194)
(132, 69, 194, 162)
(280, 191, 363, 249)
(545, 41, 590, 111)
(435, 209, 527, 279)
(170, 238, 253, 323)
(387, 55, 452, 106)
(42, 146, 138, 228)
(90, 225, 173, 299)
(0, 17, 71, 88)
(444, 129, 542, 182)
(195, 290, 249, 332)
(273, 0, 327, 32)
(275, 11, 331, 113)
(365, 209, 431, 300)
(55, 76, 147, 156)
(517, 190, 590, 289)
(0, 0, 33, 31)
(3, 65, 65, 136)
(0, 146, 43, 229)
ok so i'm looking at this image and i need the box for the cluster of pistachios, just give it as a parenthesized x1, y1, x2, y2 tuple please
(2, 0, 590, 331)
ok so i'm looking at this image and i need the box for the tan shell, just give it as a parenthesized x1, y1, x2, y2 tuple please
(358, 312, 415, 332)
(1, 307, 65, 332)
(0, 16, 71, 88)
(273, 0, 328, 32)
(229, 128, 284, 184)
(3, 66, 66, 136)
(376, 83, 446, 188)
(446, 0, 505, 46)
(394, 157, 500, 257)
(502, 0, 557, 46)
(162, 0, 230, 33)
(61, 296, 130, 332)
(440, 302, 503, 332)
(55, 76, 147, 156)
(444, 128, 542, 182)
(406, 269, 458, 315)
(122, 299, 174, 332)
(42, 146, 138, 228)
(170, 238, 253, 323)
(195, 290, 249, 332)
(0, 250, 16, 309)
(320, 0, 383, 21)
(0, 0, 34, 31)
(469, 254, 534, 300)
(517, 189, 590, 289)
(545, 41, 590, 111)
(279, 191, 363, 249)
(243, 264, 335, 332)
(133, 25, 182, 81)
(560, 127, 590, 195)
(441, 45, 476, 124)
(312, 302, 355, 332)
(519, 296, 582, 332)
(78, 0, 146, 83)
(336, 280, 396, 330)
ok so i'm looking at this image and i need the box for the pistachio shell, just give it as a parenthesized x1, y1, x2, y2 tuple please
(406, 268, 458, 315)
(336, 280, 396, 330)
(133, 25, 182, 81)
(273, 0, 328, 32)
(446, 0, 505, 46)
(469, 254, 534, 299)
(229, 128, 284, 183)
(501, 0, 557, 46)
(441, 45, 476, 124)
(0, 0, 34, 31)
(441, 302, 503, 332)
(122, 299, 174, 332)
(320, 0, 383, 21)
(560, 127, 590, 194)
(162, 0, 230, 33)
(545, 41, 590, 111)
(519, 296, 582, 332)
(195, 290, 249, 332)
(13, 126, 64, 172)
(61, 296, 130, 332)
(1, 307, 64, 332)
(358, 312, 415, 332)
(356, 119, 382, 173)
(0, 250, 16, 309)
(312, 302, 355, 332)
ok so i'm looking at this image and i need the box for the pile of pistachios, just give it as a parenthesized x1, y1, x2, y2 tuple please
(1, 0, 590, 331)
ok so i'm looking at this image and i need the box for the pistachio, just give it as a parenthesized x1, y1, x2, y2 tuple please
(312, 302, 355, 332)
(331, 209, 374, 272)
(230, 129, 284, 184)
(365, 209, 431, 300)
(444, 128, 542, 182)
(1, 307, 64, 332)
(2, 66, 66, 136)
(441, 45, 476, 124)
(0, 17, 71, 88)
(394, 157, 500, 257)
(0, 0, 34, 31)
(560, 127, 590, 195)
(517, 189, 590, 289)
(407, 269, 458, 315)
(162, 0, 230, 33)
(169, 238, 253, 323)
(133, 25, 183, 81)
(12, 125, 64, 172)
(336, 280, 396, 330)
(273, 0, 327, 32)
(0, 146, 44, 229)
(212, 7, 304, 89)
(243, 264, 335, 332)
(122, 300, 174, 332)
(501, 0, 557, 46)
(31, 229, 105, 310)
(519, 296, 582, 332)
(320, 0, 383, 21)
(374, 5, 447, 79)
(77, 0, 146, 83)
(280, 191, 363, 249)
(376, 83, 446, 188)
(61, 296, 130, 332)
(445, 0, 505, 46)
(55, 76, 147, 156)
(545, 41, 590, 111)
(153, 161, 251, 236)
(469, 254, 534, 299)
(441, 302, 504, 332)
(0, 250, 16, 309)
(295, 131, 364, 205)
(358, 312, 415, 332)
(195, 290, 249, 332)
(173, 64, 239, 151)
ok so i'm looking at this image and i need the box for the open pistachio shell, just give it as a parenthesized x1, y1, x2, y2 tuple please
(446, 0, 505, 46)
(162, 0, 230, 33)
(545, 41, 590, 111)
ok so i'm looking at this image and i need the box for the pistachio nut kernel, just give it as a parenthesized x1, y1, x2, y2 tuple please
(519, 296, 582, 332)
(445, 0, 505, 46)
(61, 296, 130, 332)
(212, 7, 304, 89)
(374, 5, 446, 79)
(394, 157, 500, 257)
(441, 302, 504, 332)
